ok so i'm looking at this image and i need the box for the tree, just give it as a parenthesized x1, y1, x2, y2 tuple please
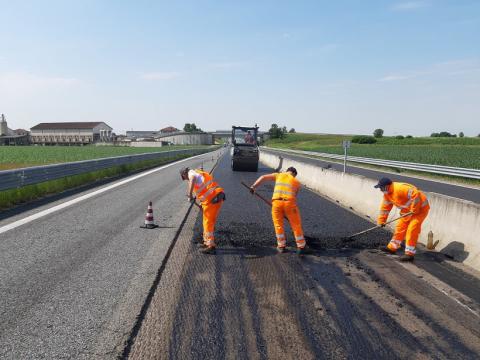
(459, 132, 464, 138)
(289, 128, 296, 133)
(373, 129, 384, 138)
(351, 135, 377, 144)
(268, 123, 287, 139)
(431, 131, 455, 138)
(183, 123, 203, 133)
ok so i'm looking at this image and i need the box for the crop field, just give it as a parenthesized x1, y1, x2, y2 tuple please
(0, 145, 204, 170)
(266, 134, 480, 169)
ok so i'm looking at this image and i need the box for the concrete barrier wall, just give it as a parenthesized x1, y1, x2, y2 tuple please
(260, 151, 480, 270)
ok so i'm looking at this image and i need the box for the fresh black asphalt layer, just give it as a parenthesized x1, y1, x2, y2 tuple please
(127, 152, 480, 360)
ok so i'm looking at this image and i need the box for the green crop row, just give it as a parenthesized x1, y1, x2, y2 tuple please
(266, 134, 480, 169)
(0, 145, 205, 170)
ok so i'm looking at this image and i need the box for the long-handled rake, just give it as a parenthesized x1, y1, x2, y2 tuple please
(345, 212, 413, 241)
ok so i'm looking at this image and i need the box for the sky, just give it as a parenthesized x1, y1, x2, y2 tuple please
(0, 0, 479, 136)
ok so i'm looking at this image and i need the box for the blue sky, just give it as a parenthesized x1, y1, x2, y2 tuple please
(0, 0, 479, 135)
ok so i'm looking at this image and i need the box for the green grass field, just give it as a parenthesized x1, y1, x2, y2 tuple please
(266, 134, 480, 169)
(0, 145, 204, 170)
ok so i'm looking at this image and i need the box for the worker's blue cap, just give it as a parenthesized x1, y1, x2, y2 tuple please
(374, 177, 392, 188)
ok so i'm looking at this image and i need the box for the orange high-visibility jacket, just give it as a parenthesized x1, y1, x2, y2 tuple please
(378, 182, 429, 224)
(191, 169, 223, 204)
(272, 173, 301, 201)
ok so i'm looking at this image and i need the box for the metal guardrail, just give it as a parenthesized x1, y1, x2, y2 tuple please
(0, 148, 213, 191)
(262, 147, 480, 180)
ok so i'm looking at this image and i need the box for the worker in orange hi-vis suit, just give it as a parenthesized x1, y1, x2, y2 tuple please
(375, 177, 430, 262)
(180, 167, 225, 255)
(250, 167, 309, 256)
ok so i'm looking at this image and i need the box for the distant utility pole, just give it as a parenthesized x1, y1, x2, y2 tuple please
(342, 140, 351, 173)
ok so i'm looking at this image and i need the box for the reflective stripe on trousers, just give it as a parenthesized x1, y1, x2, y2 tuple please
(276, 233, 286, 248)
(405, 245, 416, 255)
(295, 234, 306, 248)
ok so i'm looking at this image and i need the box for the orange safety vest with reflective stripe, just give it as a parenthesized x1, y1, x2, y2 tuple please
(378, 182, 429, 223)
(191, 169, 223, 205)
(272, 173, 301, 201)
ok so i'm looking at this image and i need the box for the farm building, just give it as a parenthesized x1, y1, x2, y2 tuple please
(125, 130, 159, 139)
(126, 126, 180, 140)
(30, 122, 113, 145)
(130, 132, 214, 147)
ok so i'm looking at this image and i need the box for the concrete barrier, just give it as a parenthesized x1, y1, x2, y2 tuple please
(260, 151, 480, 270)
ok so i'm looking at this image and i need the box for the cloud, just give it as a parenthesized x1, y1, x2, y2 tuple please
(378, 74, 413, 82)
(378, 58, 480, 82)
(0, 71, 80, 98)
(210, 61, 248, 69)
(140, 71, 181, 80)
(391, 1, 429, 11)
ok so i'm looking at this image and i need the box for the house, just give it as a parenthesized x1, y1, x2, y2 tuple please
(160, 126, 179, 134)
(0, 114, 30, 145)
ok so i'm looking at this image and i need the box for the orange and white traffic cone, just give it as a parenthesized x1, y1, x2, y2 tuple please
(141, 201, 158, 229)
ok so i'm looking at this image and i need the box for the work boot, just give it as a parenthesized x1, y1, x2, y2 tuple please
(297, 246, 313, 255)
(276, 247, 287, 254)
(399, 254, 414, 262)
(296, 247, 313, 256)
(379, 246, 396, 255)
(200, 246, 216, 255)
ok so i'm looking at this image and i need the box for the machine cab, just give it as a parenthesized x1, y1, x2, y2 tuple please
(231, 125, 259, 171)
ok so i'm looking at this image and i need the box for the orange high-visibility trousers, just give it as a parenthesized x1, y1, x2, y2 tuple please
(387, 207, 429, 256)
(271, 200, 306, 249)
(202, 201, 223, 247)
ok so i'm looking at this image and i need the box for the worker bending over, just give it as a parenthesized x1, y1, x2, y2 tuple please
(180, 167, 225, 255)
(375, 177, 430, 262)
(250, 167, 308, 255)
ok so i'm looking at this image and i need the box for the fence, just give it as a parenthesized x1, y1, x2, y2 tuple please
(263, 147, 480, 180)
(0, 148, 213, 191)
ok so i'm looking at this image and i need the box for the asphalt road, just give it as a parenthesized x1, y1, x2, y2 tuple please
(263, 148, 480, 204)
(0, 150, 222, 359)
(127, 153, 480, 359)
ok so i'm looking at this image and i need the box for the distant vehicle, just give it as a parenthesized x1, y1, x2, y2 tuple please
(231, 125, 259, 171)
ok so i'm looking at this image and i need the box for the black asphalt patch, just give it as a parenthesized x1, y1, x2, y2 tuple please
(127, 152, 480, 359)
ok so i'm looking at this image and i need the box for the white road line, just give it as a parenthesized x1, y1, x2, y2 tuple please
(0, 153, 210, 235)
